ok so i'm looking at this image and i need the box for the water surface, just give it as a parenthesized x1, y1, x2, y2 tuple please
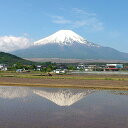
(0, 86, 128, 128)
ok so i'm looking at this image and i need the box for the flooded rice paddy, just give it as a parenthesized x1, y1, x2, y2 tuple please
(0, 86, 128, 128)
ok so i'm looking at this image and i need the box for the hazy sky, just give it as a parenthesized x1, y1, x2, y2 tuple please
(0, 0, 128, 52)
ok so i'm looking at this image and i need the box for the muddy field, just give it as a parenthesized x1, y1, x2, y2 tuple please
(0, 73, 128, 89)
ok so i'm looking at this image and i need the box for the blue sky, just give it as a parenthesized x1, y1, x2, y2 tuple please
(0, 0, 128, 52)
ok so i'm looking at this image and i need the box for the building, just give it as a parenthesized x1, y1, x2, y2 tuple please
(16, 69, 23, 72)
(86, 65, 97, 71)
(105, 64, 123, 71)
(0, 64, 7, 71)
(77, 64, 97, 71)
(77, 64, 85, 70)
(53, 69, 67, 74)
(36, 65, 42, 71)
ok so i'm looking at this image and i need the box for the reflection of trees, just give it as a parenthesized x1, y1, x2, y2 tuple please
(111, 91, 128, 95)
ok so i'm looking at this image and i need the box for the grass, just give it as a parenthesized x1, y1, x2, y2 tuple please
(16, 75, 128, 81)
(0, 74, 15, 77)
(0, 72, 128, 81)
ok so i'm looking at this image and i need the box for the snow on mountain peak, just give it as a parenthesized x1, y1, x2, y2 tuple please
(34, 30, 98, 46)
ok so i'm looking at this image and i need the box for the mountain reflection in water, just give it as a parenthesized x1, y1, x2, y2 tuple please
(0, 87, 31, 99)
(33, 88, 95, 106)
(0, 86, 95, 106)
(0, 86, 128, 128)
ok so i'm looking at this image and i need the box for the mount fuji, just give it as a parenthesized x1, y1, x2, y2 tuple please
(12, 30, 128, 60)
(34, 30, 99, 47)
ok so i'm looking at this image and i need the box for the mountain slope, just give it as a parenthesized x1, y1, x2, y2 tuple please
(11, 30, 128, 60)
(0, 52, 34, 64)
(34, 30, 99, 47)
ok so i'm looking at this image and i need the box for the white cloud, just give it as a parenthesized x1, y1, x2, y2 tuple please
(52, 16, 71, 24)
(73, 18, 104, 31)
(92, 21, 104, 31)
(50, 8, 104, 32)
(72, 8, 104, 31)
(73, 20, 88, 28)
(72, 8, 96, 16)
(0, 36, 32, 52)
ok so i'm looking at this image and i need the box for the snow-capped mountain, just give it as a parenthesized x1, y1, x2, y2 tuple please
(34, 30, 99, 47)
(11, 30, 128, 60)
(33, 88, 94, 106)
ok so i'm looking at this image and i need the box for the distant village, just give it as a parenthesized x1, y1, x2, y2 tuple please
(0, 62, 128, 74)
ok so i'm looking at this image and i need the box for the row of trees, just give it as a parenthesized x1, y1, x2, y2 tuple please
(8, 62, 77, 72)
(6, 62, 128, 72)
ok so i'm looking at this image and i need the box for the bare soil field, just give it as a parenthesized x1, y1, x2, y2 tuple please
(0, 73, 128, 90)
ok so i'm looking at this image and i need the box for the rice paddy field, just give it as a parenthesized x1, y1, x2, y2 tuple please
(0, 71, 128, 90)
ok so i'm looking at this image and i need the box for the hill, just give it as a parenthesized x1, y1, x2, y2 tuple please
(0, 52, 34, 65)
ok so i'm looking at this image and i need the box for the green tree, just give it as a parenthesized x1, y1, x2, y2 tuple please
(31, 64, 37, 70)
(67, 65, 76, 70)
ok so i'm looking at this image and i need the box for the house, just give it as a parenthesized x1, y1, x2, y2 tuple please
(0, 64, 8, 71)
(56, 64, 68, 70)
(105, 64, 123, 71)
(77, 64, 85, 70)
(77, 63, 98, 71)
(36, 65, 42, 71)
(16, 69, 23, 72)
(16, 68, 30, 73)
(86, 65, 97, 71)
(54, 69, 67, 74)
